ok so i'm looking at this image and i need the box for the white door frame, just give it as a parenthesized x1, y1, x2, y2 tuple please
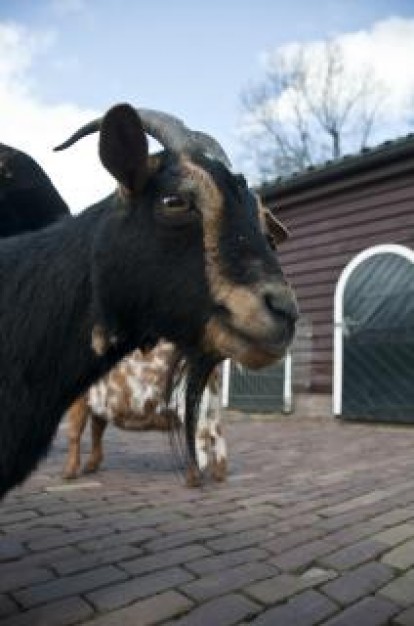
(333, 243, 414, 416)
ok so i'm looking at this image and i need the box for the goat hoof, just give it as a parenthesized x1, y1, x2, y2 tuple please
(63, 469, 78, 480)
(83, 462, 99, 474)
(211, 458, 228, 482)
(185, 464, 202, 488)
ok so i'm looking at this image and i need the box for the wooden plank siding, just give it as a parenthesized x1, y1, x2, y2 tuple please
(260, 138, 414, 394)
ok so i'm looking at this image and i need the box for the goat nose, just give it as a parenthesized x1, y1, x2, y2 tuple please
(262, 288, 299, 325)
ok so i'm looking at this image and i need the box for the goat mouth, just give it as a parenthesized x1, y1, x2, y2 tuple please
(204, 310, 294, 369)
(219, 305, 294, 350)
(233, 328, 291, 359)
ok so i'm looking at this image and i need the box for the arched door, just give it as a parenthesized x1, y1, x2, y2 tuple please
(334, 244, 414, 421)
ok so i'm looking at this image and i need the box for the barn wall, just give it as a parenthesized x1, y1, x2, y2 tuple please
(262, 150, 414, 395)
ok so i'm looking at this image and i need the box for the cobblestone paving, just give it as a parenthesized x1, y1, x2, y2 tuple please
(1, 414, 414, 625)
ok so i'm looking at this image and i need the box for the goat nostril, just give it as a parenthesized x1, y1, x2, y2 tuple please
(263, 292, 298, 326)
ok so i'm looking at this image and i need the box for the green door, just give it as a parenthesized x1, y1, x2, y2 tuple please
(342, 251, 414, 422)
(227, 358, 289, 413)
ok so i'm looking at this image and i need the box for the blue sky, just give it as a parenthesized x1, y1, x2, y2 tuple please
(1, 0, 413, 209)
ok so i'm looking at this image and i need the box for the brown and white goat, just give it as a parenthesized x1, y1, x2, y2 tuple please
(63, 341, 227, 484)
(0, 103, 297, 497)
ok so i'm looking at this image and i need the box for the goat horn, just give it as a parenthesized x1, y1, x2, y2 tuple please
(53, 120, 101, 152)
(138, 110, 232, 168)
(187, 130, 232, 169)
(54, 108, 232, 168)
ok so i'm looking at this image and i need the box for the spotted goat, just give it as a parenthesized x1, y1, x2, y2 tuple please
(63, 340, 227, 485)
(0, 103, 297, 497)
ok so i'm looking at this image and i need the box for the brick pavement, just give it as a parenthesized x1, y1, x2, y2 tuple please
(1, 414, 414, 624)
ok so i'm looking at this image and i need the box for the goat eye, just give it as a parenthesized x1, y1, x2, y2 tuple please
(160, 195, 190, 213)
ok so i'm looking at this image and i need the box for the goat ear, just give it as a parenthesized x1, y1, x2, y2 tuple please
(99, 104, 149, 194)
(264, 209, 290, 244)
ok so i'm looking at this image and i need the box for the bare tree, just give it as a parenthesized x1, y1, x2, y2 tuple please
(239, 40, 385, 181)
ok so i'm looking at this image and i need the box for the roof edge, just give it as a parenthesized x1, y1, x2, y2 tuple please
(259, 134, 414, 200)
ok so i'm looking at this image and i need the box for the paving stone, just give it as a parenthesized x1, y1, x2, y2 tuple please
(206, 528, 274, 552)
(78, 526, 160, 552)
(35, 502, 81, 516)
(114, 511, 186, 532)
(3, 546, 79, 572)
(327, 522, 383, 549)
(169, 593, 260, 626)
(271, 538, 338, 572)
(319, 492, 392, 517)
(186, 547, 269, 576)
(0, 596, 94, 626)
(26, 525, 115, 552)
(0, 510, 39, 526)
(0, 539, 26, 562)
(45, 514, 110, 532)
(262, 527, 326, 555)
(181, 562, 277, 602)
(0, 565, 54, 593)
(3, 526, 63, 544)
(371, 524, 414, 546)
(319, 539, 387, 570)
(13, 565, 127, 608)
(246, 568, 337, 604)
(322, 595, 399, 626)
(321, 561, 395, 606)
(129, 527, 219, 553)
(0, 593, 18, 618)
(53, 544, 143, 576)
(215, 514, 276, 534)
(181, 502, 238, 518)
(155, 514, 229, 535)
(378, 569, 414, 607)
(87, 566, 194, 612)
(382, 539, 414, 570)
(8, 511, 83, 533)
(394, 606, 414, 625)
(301, 567, 337, 582)
(389, 487, 414, 509)
(5, 416, 414, 625)
(227, 504, 281, 519)
(250, 589, 338, 626)
(121, 544, 211, 576)
(316, 509, 373, 532)
(81, 590, 192, 626)
(370, 508, 414, 529)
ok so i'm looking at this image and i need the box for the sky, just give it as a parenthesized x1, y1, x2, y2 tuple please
(1, 0, 414, 211)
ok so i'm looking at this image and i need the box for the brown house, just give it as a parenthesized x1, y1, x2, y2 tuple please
(260, 135, 414, 417)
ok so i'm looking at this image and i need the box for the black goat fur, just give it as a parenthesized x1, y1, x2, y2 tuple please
(0, 104, 296, 497)
(0, 191, 212, 497)
(0, 107, 214, 497)
(0, 143, 69, 237)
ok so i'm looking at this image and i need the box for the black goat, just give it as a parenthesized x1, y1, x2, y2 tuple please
(0, 143, 69, 237)
(0, 103, 297, 497)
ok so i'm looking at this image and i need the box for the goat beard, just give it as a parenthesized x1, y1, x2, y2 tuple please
(165, 347, 220, 480)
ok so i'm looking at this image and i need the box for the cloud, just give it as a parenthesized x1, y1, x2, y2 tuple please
(240, 16, 414, 164)
(296, 18, 413, 128)
(334, 17, 414, 125)
(0, 21, 113, 213)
